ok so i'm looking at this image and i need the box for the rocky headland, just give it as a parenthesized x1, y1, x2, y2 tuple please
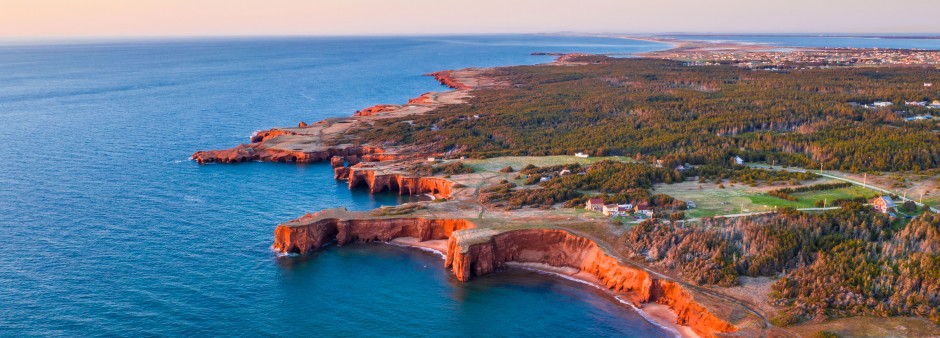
(194, 58, 767, 337)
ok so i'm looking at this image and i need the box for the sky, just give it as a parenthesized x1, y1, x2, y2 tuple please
(1, 0, 938, 39)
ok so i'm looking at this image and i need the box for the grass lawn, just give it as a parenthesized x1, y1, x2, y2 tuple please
(655, 180, 881, 218)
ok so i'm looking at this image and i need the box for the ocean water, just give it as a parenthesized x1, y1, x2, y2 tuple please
(0, 36, 672, 336)
(659, 34, 940, 49)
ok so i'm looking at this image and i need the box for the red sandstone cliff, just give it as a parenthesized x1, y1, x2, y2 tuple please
(192, 143, 366, 164)
(354, 104, 398, 117)
(444, 229, 737, 338)
(273, 216, 474, 254)
(273, 219, 737, 337)
(345, 166, 454, 196)
(427, 70, 470, 90)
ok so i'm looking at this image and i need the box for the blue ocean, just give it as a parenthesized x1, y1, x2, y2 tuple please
(0, 35, 675, 337)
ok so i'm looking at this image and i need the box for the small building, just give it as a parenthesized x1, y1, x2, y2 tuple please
(427, 157, 437, 162)
(586, 198, 605, 212)
(559, 169, 571, 176)
(905, 115, 934, 121)
(539, 176, 551, 183)
(733, 156, 744, 165)
(634, 203, 653, 216)
(575, 152, 590, 158)
(871, 196, 896, 214)
(925, 83, 933, 87)
(602, 204, 619, 216)
(873, 101, 893, 108)
(602, 204, 630, 217)
(686, 201, 697, 209)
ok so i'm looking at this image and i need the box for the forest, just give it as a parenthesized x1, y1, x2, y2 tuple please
(359, 57, 940, 172)
(480, 160, 685, 210)
(619, 206, 940, 325)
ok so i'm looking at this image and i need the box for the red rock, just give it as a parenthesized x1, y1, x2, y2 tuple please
(298, 121, 308, 127)
(445, 229, 738, 338)
(330, 156, 345, 168)
(407, 92, 435, 105)
(272, 217, 473, 254)
(354, 104, 398, 117)
(426, 70, 470, 90)
(249, 128, 297, 143)
(192, 143, 369, 164)
(346, 166, 453, 196)
(272, 220, 738, 338)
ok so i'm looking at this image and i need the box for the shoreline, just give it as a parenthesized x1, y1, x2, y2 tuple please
(387, 237, 697, 338)
(203, 37, 748, 337)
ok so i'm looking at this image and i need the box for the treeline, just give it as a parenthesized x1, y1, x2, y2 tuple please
(767, 181, 853, 201)
(619, 206, 940, 325)
(692, 165, 818, 186)
(481, 161, 683, 210)
(408, 161, 474, 176)
(359, 57, 940, 172)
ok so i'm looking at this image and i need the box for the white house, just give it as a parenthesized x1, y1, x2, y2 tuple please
(733, 156, 744, 165)
(873, 101, 893, 108)
(575, 152, 589, 158)
(603, 204, 630, 217)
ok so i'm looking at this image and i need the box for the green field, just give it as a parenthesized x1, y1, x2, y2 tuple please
(654, 180, 881, 218)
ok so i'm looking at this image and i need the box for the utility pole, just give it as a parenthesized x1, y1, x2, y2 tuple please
(863, 173, 867, 187)
(824, 198, 827, 208)
(921, 192, 925, 204)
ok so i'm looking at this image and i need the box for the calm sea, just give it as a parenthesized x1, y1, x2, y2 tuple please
(0, 36, 674, 337)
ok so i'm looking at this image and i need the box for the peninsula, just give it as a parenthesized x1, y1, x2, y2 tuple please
(195, 38, 940, 338)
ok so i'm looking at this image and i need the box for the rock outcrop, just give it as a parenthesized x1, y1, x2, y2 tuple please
(192, 143, 365, 164)
(354, 104, 398, 117)
(346, 166, 454, 196)
(427, 70, 471, 90)
(273, 216, 738, 338)
(249, 128, 298, 143)
(444, 228, 737, 338)
(272, 215, 474, 254)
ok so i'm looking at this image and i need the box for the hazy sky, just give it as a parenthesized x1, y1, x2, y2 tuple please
(2, 0, 938, 39)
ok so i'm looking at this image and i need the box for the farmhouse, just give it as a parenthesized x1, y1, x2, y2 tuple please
(871, 196, 896, 214)
(634, 203, 653, 217)
(586, 198, 604, 212)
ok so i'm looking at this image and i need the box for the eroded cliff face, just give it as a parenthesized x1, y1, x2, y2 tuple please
(444, 229, 737, 338)
(345, 166, 454, 196)
(427, 70, 471, 90)
(272, 217, 737, 337)
(192, 143, 365, 164)
(354, 104, 398, 117)
(272, 216, 474, 254)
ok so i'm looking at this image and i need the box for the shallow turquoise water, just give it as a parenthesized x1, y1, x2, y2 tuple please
(0, 36, 673, 336)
